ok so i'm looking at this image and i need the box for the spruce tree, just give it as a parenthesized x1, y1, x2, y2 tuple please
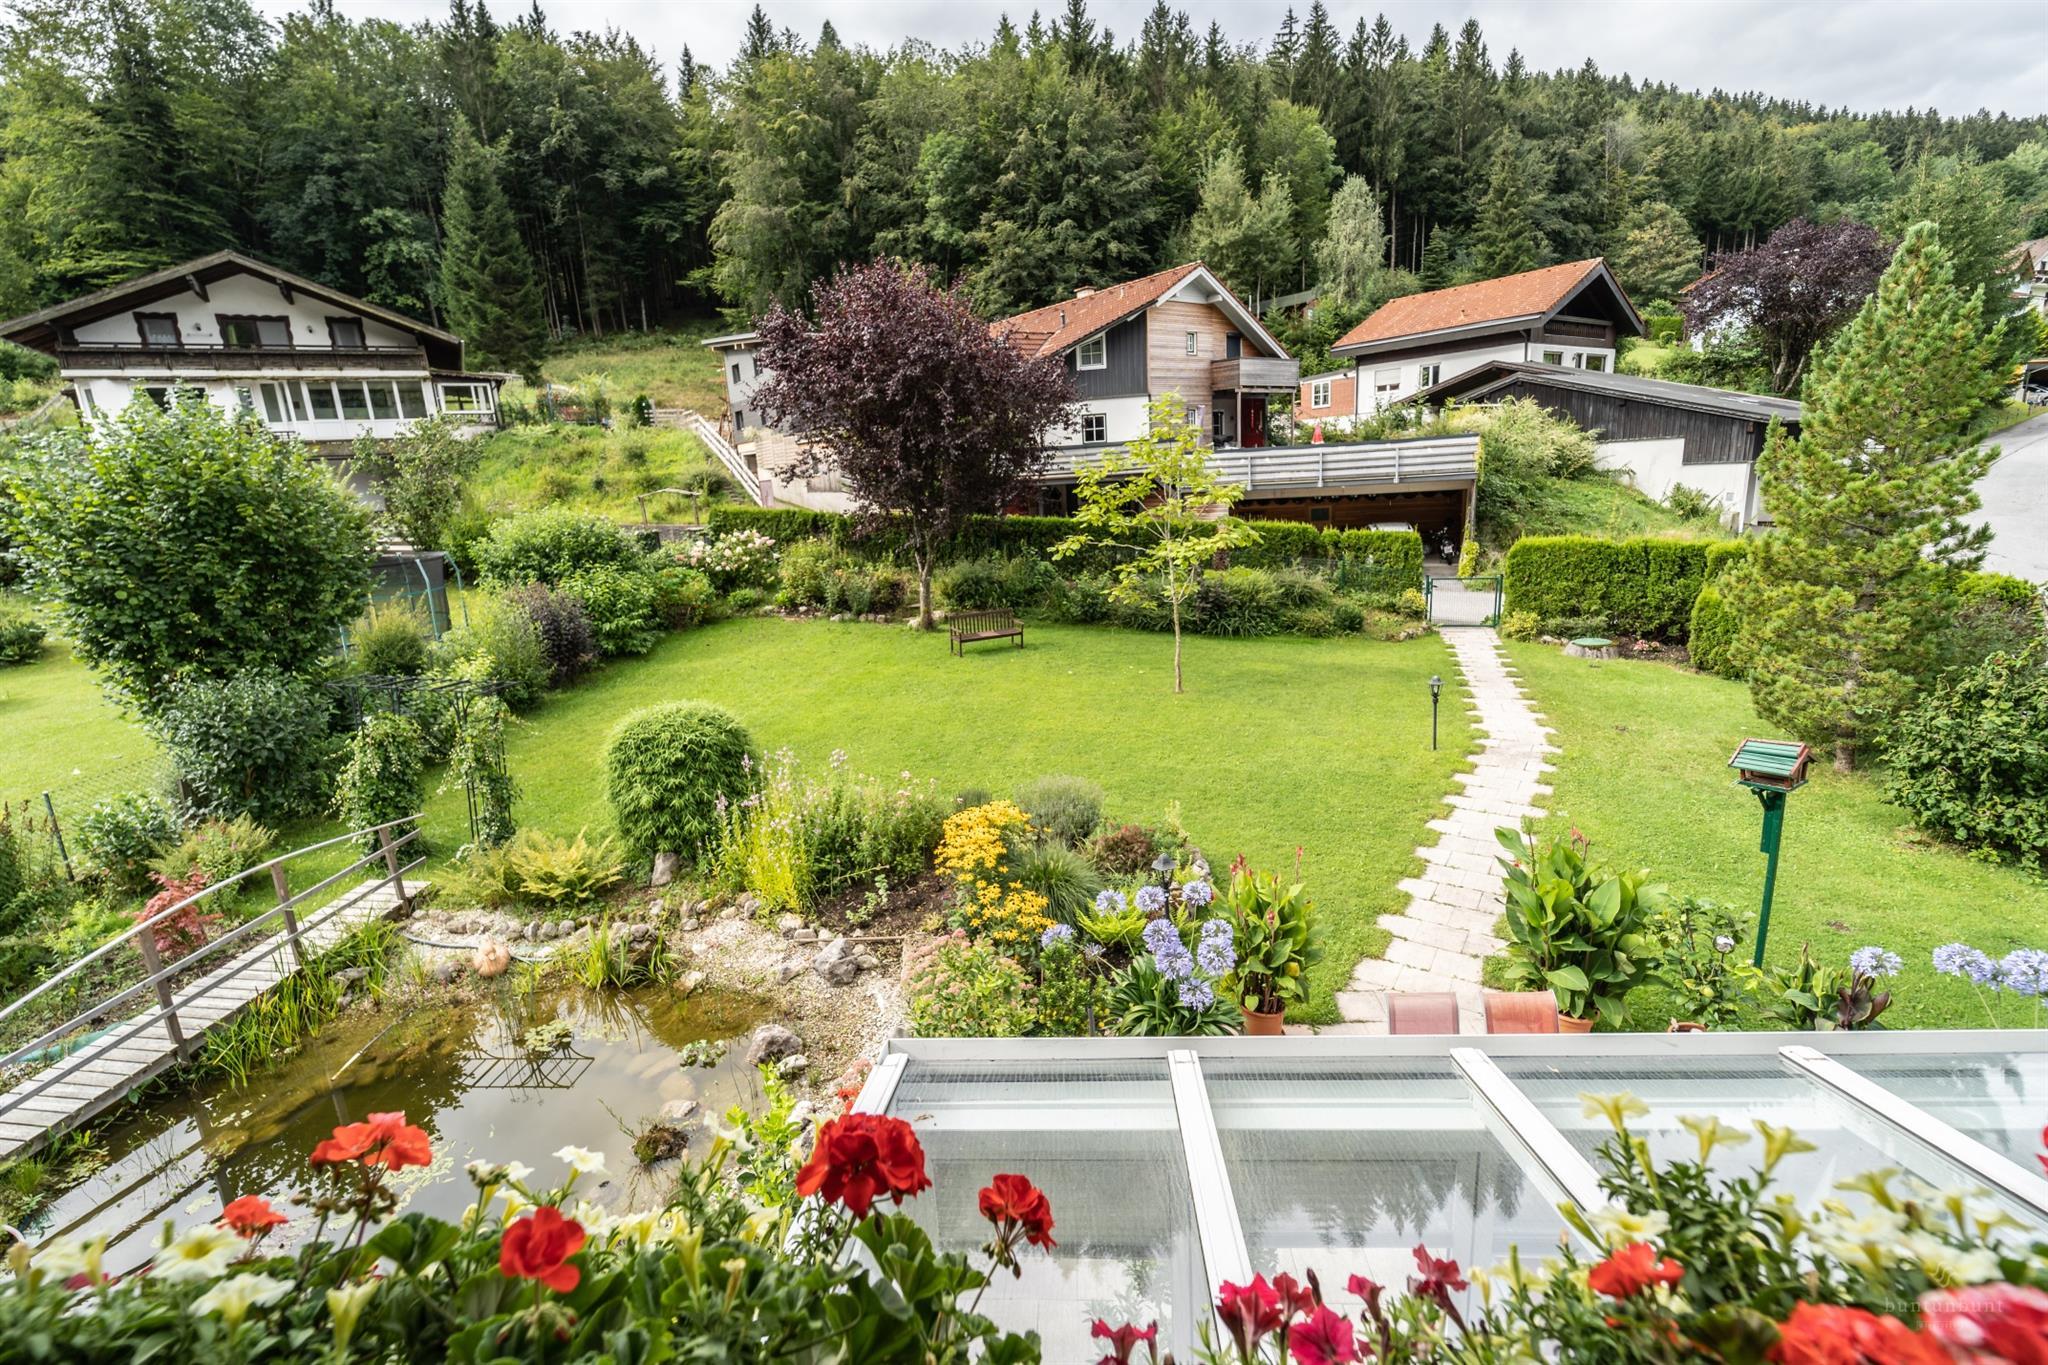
(1724, 223, 2001, 773)
(438, 123, 546, 381)
(1473, 137, 1539, 277)
(1420, 224, 1454, 289)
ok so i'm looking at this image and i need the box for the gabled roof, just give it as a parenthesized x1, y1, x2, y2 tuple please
(991, 262, 1290, 361)
(0, 250, 462, 362)
(1417, 359, 1803, 427)
(1333, 259, 1642, 356)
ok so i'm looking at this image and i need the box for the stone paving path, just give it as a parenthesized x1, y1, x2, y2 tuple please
(1332, 628, 1556, 1034)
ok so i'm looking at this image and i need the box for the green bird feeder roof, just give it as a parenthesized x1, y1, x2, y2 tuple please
(1730, 739, 1811, 792)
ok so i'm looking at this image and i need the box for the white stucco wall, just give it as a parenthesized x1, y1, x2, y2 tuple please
(73, 374, 495, 442)
(1050, 394, 1152, 448)
(69, 273, 416, 350)
(1594, 437, 1756, 529)
(1353, 341, 1619, 413)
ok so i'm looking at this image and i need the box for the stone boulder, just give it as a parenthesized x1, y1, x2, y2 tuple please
(743, 1023, 803, 1067)
(812, 936, 860, 986)
(650, 851, 680, 887)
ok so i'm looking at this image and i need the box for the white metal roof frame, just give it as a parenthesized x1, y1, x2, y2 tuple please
(851, 1029, 2048, 1305)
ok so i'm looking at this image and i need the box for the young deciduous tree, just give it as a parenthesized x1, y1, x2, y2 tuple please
(438, 122, 546, 380)
(1054, 396, 1262, 694)
(751, 260, 1074, 630)
(1724, 223, 2001, 773)
(1610, 199, 1703, 308)
(1314, 174, 1387, 307)
(349, 415, 480, 552)
(1681, 218, 1889, 395)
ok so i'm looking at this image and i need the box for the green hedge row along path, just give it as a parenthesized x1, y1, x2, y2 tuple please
(707, 505, 1426, 597)
(1505, 642, 2048, 1030)
(410, 617, 1471, 1025)
(1502, 535, 1740, 641)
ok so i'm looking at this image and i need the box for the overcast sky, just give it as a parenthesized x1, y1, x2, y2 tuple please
(260, 0, 2048, 117)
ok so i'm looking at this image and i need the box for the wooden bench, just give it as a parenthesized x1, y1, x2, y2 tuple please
(949, 609, 1023, 656)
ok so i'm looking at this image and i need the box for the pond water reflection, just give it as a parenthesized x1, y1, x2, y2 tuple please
(29, 982, 769, 1271)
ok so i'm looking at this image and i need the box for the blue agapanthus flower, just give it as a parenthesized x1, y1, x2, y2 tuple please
(1179, 879, 1214, 908)
(1196, 935, 1236, 978)
(1998, 948, 2048, 998)
(1142, 916, 1182, 959)
(1094, 889, 1128, 914)
(1933, 942, 2000, 986)
(1135, 884, 1168, 913)
(1040, 923, 1075, 949)
(1176, 976, 1216, 1011)
(1848, 945, 1902, 979)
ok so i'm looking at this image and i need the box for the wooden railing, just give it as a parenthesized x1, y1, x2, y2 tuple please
(668, 409, 767, 507)
(0, 815, 424, 1121)
(57, 343, 429, 372)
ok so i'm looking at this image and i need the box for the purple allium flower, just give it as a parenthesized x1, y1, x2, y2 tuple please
(1094, 889, 1127, 914)
(1849, 946, 1903, 979)
(1040, 924, 1075, 949)
(1933, 942, 2000, 986)
(1176, 976, 1216, 1011)
(1998, 948, 2048, 998)
(1136, 884, 1168, 914)
(1179, 879, 1214, 908)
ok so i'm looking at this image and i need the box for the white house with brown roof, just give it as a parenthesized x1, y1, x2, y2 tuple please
(1332, 259, 1644, 413)
(0, 250, 505, 450)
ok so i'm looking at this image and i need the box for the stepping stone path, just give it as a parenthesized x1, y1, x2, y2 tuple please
(1333, 628, 1556, 1034)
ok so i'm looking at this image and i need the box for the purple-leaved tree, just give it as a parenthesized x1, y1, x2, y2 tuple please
(1682, 218, 1891, 396)
(751, 261, 1076, 629)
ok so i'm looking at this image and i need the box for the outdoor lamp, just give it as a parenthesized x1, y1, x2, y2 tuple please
(1728, 739, 1811, 967)
(1429, 675, 1443, 751)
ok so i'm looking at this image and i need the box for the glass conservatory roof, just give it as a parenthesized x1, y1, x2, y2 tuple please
(851, 1032, 2048, 1359)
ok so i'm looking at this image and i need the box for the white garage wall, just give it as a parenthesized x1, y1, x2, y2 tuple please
(1594, 437, 1756, 530)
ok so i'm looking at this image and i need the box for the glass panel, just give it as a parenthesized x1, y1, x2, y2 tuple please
(305, 382, 338, 420)
(329, 318, 365, 348)
(338, 382, 370, 420)
(257, 317, 292, 347)
(1208, 1060, 1562, 1313)
(396, 382, 427, 419)
(1496, 1054, 2001, 1201)
(259, 383, 284, 423)
(366, 382, 398, 420)
(886, 1060, 1202, 1360)
(1836, 1051, 2048, 1169)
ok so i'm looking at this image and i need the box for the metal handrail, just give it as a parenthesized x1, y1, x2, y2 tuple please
(0, 815, 422, 1035)
(679, 409, 767, 506)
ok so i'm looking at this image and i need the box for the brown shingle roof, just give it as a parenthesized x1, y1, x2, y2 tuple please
(991, 262, 1205, 358)
(1333, 259, 1609, 351)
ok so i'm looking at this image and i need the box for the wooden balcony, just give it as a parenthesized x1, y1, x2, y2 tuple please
(1039, 434, 1480, 494)
(1210, 356, 1300, 391)
(56, 342, 429, 372)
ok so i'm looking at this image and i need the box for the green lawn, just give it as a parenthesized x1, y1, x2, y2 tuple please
(0, 619, 1473, 1024)
(1506, 643, 2048, 1029)
(0, 640, 160, 809)
(465, 424, 728, 524)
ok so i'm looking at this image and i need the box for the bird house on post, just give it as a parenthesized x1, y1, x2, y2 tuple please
(1727, 739, 1811, 967)
(1729, 740, 1811, 794)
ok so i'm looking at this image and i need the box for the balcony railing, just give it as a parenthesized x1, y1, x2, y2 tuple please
(1038, 434, 1480, 493)
(57, 342, 428, 372)
(1210, 356, 1301, 391)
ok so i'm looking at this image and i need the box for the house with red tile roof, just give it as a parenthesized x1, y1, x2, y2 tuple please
(1330, 258, 1643, 414)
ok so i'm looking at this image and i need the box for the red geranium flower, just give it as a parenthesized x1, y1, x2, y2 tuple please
(309, 1111, 432, 1170)
(1217, 1275, 1284, 1354)
(1768, 1301, 1949, 1365)
(1922, 1283, 2048, 1365)
(219, 1195, 287, 1238)
(1587, 1242, 1685, 1299)
(1090, 1319, 1158, 1365)
(794, 1112, 931, 1218)
(499, 1205, 586, 1293)
(978, 1173, 1057, 1249)
(1290, 1305, 1360, 1365)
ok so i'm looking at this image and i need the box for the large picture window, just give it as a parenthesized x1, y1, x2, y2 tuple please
(439, 382, 496, 415)
(1076, 334, 1107, 370)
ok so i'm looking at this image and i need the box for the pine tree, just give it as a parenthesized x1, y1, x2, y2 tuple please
(1472, 137, 1539, 277)
(1725, 224, 2002, 773)
(1420, 224, 1455, 289)
(438, 124, 546, 380)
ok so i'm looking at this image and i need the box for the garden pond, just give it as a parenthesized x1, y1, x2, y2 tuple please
(18, 981, 770, 1271)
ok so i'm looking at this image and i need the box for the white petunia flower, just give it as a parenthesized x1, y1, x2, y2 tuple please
(1904, 1232, 2001, 1286)
(193, 1272, 290, 1328)
(33, 1234, 105, 1284)
(555, 1145, 608, 1178)
(155, 1224, 243, 1283)
(1587, 1204, 1671, 1249)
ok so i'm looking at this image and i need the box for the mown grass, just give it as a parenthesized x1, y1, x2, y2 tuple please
(1505, 643, 2048, 1029)
(0, 639, 160, 809)
(464, 423, 728, 524)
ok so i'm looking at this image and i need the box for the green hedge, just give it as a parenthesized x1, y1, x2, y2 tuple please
(1704, 540, 1750, 580)
(710, 506, 1426, 595)
(1503, 535, 1722, 640)
(1687, 584, 1743, 678)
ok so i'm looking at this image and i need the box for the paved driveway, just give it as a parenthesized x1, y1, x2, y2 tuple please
(1975, 411, 2048, 584)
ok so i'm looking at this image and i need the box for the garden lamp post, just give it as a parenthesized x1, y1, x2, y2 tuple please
(1728, 739, 1811, 968)
(1429, 675, 1443, 751)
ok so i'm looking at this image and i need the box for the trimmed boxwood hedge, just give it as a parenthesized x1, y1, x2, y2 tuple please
(708, 506, 1426, 595)
(1503, 535, 1725, 641)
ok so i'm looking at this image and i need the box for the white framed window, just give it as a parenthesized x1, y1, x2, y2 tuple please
(438, 382, 496, 415)
(1184, 331, 1198, 356)
(1540, 349, 1565, 366)
(1076, 334, 1107, 370)
(1373, 367, 1400, 397)
(1416, 363, 1441, 388)
(1582, 353, 1607, 373)
(1311, 379, 1332, 408)
(1080, 412, 1107, 443)
(395, 381, 428, 419)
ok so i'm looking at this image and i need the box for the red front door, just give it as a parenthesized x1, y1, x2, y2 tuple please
(1242, 395, 1267, 448)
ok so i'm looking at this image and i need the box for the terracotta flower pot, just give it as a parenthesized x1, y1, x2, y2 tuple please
(1241, 1006, 1287, 1036)
(1666, 1020, 1708, 1033)
(1557, 1013, 1596, 1034)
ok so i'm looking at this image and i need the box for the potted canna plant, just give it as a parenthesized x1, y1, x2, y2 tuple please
(1496, 828, 1664, 1031)
(1222, 860, 1321, 1035)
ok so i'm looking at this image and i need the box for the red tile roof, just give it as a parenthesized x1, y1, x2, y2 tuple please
(1333, 259, 1609, 351)
(991, 262, 1205, 358)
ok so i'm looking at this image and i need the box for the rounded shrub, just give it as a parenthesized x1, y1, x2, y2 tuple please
(0, 597, 47, 666)
(434, 595, 549, 709)
(349, 600, 431, 676)
(506, 583, 597, 686)
(935, 558, 1007, 612)
(1192, 567, 1284, 637)
(1014, 774, 1104, 848)
(604, 702, 758, 864)
(564, 563, 664, 656)
(77, 791, 180, 893)
(1686, 584, 1743, 678)
(149, 670, 337, 823)
(1886, 644, 2048, 867)
(475, 507, 639, 587)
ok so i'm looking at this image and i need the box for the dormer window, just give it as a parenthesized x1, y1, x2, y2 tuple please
(326, 317, 366, 349)
(1076, 334, 1106, 370)
(134, 313, 180, 348)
